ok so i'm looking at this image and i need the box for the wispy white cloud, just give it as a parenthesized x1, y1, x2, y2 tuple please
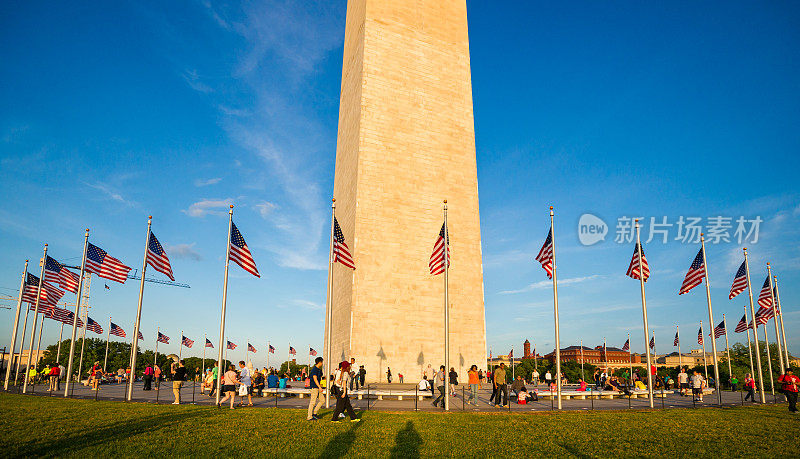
(255, 201, 277, 219)
(166, 243, 202, 261)
(84, 182, 136, 207)
(182, 69, 213, 94)
(182, 198, 233, 217)
(194, 177, 222, 187)
(499, 275, 604, 295)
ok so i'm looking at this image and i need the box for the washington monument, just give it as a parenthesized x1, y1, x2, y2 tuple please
(326, 0, 486, 382)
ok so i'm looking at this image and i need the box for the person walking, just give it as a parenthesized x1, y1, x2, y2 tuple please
(743, 373, 756, 402)
(777, 368, 799, 413)
(237, 361, 253, 406)
(449, 367, 458, 396)
(143, 364, 153, 391)
(488, 370, 498, 405)
(545, 370, 552, 387)
(432, 365, 446, 408)
(387, 367, 392, 383)
(691, 370, 705, 402)
(218, 364, 239, 409)
(153, 364, 162, 390)
(677, 368, 689, 396)
(47, 363, 60, 392)
(307, 357, 325, 421)
(494, 363, 508, 408)
(171, 360, 186, 404)
(90, 362, 102, 391)
(532, 369, 540, 386)
(467, 365, 480, 406)
(730, 375, 738, 392)
(331, 361, 359, 422)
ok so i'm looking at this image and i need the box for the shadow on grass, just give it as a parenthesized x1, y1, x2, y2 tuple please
(15, 409, 204, 456)
(318, 417, 363, 458)
(389, 420, 422, 458)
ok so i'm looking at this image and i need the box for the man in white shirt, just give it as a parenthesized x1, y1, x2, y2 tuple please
(238, 361, 252, 406)
(424, 364, 436, 396)
(418, 376, 430, 391)
(677, 368, 689, 396)
(691, 370, 706, 402)
(532, 369, 540, 386)
(545, 371, 552, 385)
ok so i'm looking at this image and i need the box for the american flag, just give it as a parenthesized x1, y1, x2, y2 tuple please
(44, 256, 80, 294)
(289, 346, 296, 355)
(734, 314, 749, 333)
(110, 322, 126, 338)
(22, 273, 64, 307)
(626, 243, 650, 281)
(104, 284, 110, 290)
(205, 338, 214, 348)
(712, 320, 726, 339)
(535, 228, 554, 279)
(247, 343, 256, 353)
(85, 243, 131, 284)
(729, 261, 747, 300)
(309, 347, 317, 356)
(137, 330, 144, 340)
(157, 332, 170, 344)
(269, 344, 275, 354)
(332, 217, 355, 269)
(679, 248, 705, 295)
(673, 332, 680, 347)
(429, 222, 450, 275)
(147, 231, 174, 281)
(227, 340, 237, 350)
(229, 222, 260, 278)
(697, 327, 703, 345)
(754, 306, 773, 325)
(86, 317, 103, 334)
(757, 276, 773, 308)
(621, 339, 629, 352)
(181, 335, 194, 348)
(509, 349, 514, 359)
(45, 307, 83, 328)
(649, 336, 655, 350)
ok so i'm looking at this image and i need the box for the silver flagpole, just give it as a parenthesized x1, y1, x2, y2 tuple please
(65, 230, 89, 397)
(4, 260, 28, 390)
(628, 332, 633, 384)
(443, 200, 450, 411)
(267, 341, 270, 370)
(126, 217, 152, 401)
(14, 305, 30, 385)
(761, 309, 775, 396)
(103, 317, 111, 372)
(677, 325, 682, 372)
(77, 304, 88, 387)
(215, 205, 234, 406)
(634, 219, 654, 408)
(723, 314, 732, 388)
(56, 322, 64, 365)
(179, 330, 183, 360)
(34, 315, 45, 387)
(773, 276, 790, 369)
(743, 248, 765, 402)
(551, 206, 562, 409)
(324, 198, 335, 409)
(766, 264, 784, 373)
(744, 304, 755, 383)
(202, 333, 206, 384)
(701, 320, 708, 380)
(580, 339, 584, 381)
(699, 235, 722, 405)
(23, 244, 48, 394)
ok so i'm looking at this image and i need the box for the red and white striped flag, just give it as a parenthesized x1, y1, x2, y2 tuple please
(332, 217, 355, 269)
(226, 340, 237, 350)
(181, 336, 194, 348)
(137, 330, 144, 340)
(697, 327, 703, 345)
(711, 320, 725, 339)
(157, 332, 170, 344)
(147, 231, 174, 281)
(621, 339, 629, 352)
(86, 317, 103, 334)
(734, 314, 749, 333)
(535, 228, 554, 279)
(44, 256, 80, 294)
(673, 332, 679, 347)
(729, 261, 747, 300)
(22, 273, 64, 307)
(310, 347, 317, 356)
(757, 276, 772, 308)
(205, 338, 214, 348)
(429, 223, 450, 275)
(45, 307, 83, 328)
(247, 343, 256, 353)
(229, 222, 260, 278)
(289, 346, 296, 355)
(679, 248, 705, 295)
(626, 243, 650, 281)
(85, 243, 131, 284)
(110, 322, 126, 338)
(269, 345, 275, 354)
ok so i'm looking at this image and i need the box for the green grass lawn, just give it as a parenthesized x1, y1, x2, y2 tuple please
(0, 393, 796, 457)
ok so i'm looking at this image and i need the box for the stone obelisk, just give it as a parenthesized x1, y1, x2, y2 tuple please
(327, 0, 486, 383)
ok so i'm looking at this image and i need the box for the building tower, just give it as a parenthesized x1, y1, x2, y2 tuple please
(326, 0, 486, 382)
(524, 340, 531, 359)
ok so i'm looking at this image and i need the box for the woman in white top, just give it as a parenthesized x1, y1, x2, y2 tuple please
(330, 361, 359, 422)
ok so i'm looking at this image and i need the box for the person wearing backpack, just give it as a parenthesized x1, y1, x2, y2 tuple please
(331, 361, 359, 422)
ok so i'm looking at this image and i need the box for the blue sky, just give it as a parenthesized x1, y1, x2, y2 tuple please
(1, 1, 799, 363)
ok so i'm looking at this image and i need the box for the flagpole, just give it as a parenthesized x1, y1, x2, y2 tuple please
(76, 292, 89, 392)
(324, 198, 335, 409)
(23, 244, 48, 394)
(56, 322, 64, 366)
(154, 327, 159, 376)
(699, 235, 721, 405)
(33, 314, 46, 392)
(550, 206, 562, 409)
(701, 320, 708, 381)
(267, 341, 270, 370)
(628, 332, 632, 384)
(634, 219, 654, 408)
(202, 333, 206, 384)
(215, 205, 234, 406)
(773, 276, 790, 370)
(4, 260, 28, 390)
(743, 248, 765, 403)
(103, 317, 111, 372)
(580, 339, 584, 381)
(126, 217, 152, 401)
(744, 304, 755, 383)
(761, 308, 775, 397)
(443, 200, 451, 411)
(766, 264, 784, 373)
(722, 314, 732, 389)
(14, 305, 30, 386)
(677, 325, 682, 372)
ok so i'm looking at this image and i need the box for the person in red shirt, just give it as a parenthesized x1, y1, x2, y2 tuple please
(777, 368, 799, 413)
(47, 364, 61, 392)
